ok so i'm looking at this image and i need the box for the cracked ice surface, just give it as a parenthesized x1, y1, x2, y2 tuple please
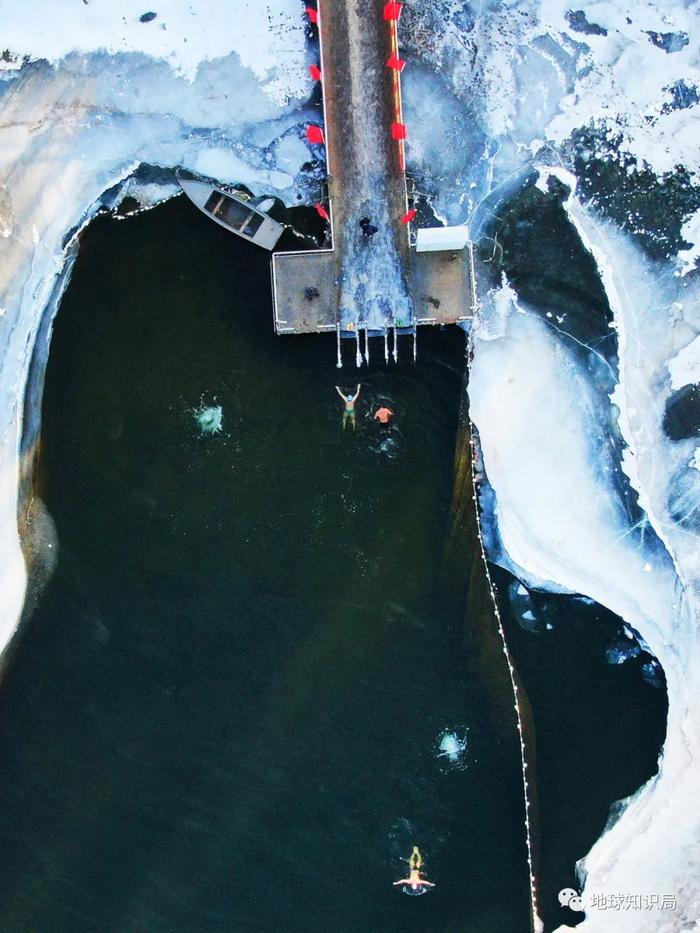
(552, 187, 700, 933)
(0, 0, 315, 657)
(402, 0, 700, 239)
(469, 260, 699, 930)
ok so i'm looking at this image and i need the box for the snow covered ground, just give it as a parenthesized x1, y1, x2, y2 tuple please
(1, 0, 700, 930)
(470, 258, 699, 931)
(552, 194, 700, 932)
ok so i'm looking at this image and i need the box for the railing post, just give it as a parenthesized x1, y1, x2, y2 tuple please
(468, 239, 478, 315)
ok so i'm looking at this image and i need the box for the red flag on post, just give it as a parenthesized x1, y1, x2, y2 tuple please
(391, 122, 407, 140)
(306, 125, 325, 144)
(386, 54, 406, 71)
(315, 203, 330, 222)
(401, 208, 417, 224)
(309, 64, 322, 81)
(305, 6, 318, 24)
(383, 2, 403, 20)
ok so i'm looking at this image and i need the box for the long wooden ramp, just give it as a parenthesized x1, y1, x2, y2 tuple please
(271, 0, 475, 362)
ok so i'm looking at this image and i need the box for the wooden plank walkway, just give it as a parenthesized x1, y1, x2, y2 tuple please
(318, 0, 411, 332)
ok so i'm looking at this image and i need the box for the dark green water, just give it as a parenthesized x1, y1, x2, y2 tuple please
(491, 570, 668, 932)
(0, 200, 531, 932)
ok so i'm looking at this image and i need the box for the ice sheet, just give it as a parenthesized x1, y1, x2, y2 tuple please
(469, 172, 700, 930)
(668, 334, 700, 391)
(0, 0, 310, 98)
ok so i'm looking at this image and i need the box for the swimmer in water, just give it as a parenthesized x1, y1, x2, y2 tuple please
(335, 384, 361, 431)
(374, 404, 394, 425)
(393, 846, 435, 895)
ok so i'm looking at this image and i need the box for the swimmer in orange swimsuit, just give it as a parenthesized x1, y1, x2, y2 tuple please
(374, 405, 394, 425)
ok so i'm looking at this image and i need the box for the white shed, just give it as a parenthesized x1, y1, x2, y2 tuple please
(415, 226, 470, 253)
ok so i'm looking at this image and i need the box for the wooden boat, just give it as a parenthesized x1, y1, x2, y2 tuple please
(179, 178, 284, 251)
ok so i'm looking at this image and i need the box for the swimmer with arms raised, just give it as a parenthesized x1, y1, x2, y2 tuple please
(335, 384, 361, 430)
(393, 846, 435, 895)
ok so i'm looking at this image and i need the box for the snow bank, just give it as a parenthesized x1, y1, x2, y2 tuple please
(2, 0, 699, 927)
(469, 282, 679, 647)
(552, 188, 700, 933)
(0, 0, 314, 656)
(560, 191, 700, 588)
(469, 175, 700, 928)
(677, 211, 700, 277)
(0, 0, 309, 100)
(421, 0, 700, 178)
(668, 334, 700, 391)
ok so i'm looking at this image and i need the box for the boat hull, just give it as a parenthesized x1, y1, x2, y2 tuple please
(180, 179, 284, 251)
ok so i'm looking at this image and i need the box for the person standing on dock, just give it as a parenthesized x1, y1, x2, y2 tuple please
(335, 384, 361, 431)
(359, 216, 378, 240)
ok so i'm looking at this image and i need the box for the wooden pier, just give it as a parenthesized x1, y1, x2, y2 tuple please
(271, 0, 476, 361)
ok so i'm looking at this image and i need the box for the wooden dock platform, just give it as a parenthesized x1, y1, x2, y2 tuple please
(271, 0, 476, 357)
(272, 250, 335, 334)
(272, 244, 474, 334)
(410, 247, 474, 327)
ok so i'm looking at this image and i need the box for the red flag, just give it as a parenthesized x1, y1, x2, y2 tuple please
(401, 208, 417, 224)
(315, 203, 330, 222)
(305, 6, 318, 24)
(383, 2, 403, 20)
(309, 64, 322, 81)
(391, 122, 407, 140)
(306, 125, 325, 144)
(386, 54, 406, 71)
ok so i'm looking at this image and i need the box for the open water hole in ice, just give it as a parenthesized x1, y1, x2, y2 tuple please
(0, 198, 530, 932)
(0, 196, 667, 932)
(494, 568, 668, 931)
